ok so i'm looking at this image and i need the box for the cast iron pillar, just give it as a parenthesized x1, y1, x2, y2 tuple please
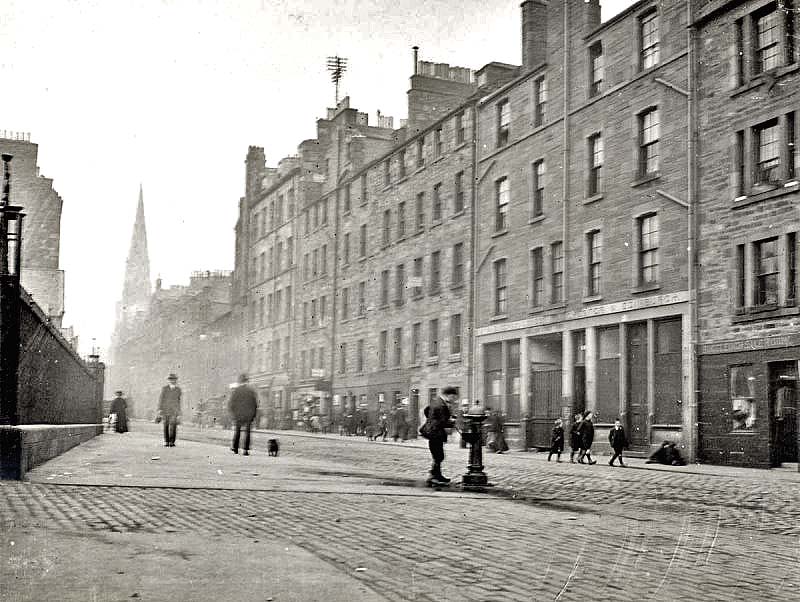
(461, 402, 492, 489)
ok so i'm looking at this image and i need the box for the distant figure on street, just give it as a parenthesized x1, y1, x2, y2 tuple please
(109, 390, 129, 433)
(377, 413, 389, 441)
(548, 418, 564, 462)
(577, 411, 597, 464)
(422, 386, 457, 486)
(608, 419, 628, 467)
(569, 413, 583, 463)
(158, 373, 182, 447)
(228, 373, 258, 455)
(486, 409, 509, 454)
(391, 400, 409, 442)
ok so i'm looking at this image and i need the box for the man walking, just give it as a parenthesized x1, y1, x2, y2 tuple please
(228, 373, 258, 455)
(424, 386, 457, 486)
(158, 374, 182, 447)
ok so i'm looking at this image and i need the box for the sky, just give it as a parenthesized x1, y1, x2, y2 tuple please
(0, 0, 634, 358)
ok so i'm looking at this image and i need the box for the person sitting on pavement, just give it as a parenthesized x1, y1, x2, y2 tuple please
(228, 373, 258, 455)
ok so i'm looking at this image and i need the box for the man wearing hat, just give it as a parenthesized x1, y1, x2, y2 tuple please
(228, 373, 258, 455)
(423, 386, 458, 485)
(109, 390, 128, 433)
(158, 374, 182, 447)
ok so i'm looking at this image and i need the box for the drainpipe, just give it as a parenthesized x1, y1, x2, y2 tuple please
(686, 0, 699, 463)
(561, 0, 572, 412)
(468, 100, 478, 403)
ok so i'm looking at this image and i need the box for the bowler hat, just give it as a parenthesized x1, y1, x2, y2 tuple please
(167, 373, 178, 381)
(114, 390, 124, 396)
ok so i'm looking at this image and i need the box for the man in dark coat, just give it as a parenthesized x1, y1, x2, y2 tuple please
(424, 386, 457, 485)
(158, 373, 182, 447)
(608, 419, 628, 466)
(577, 410, 597, 464)
(109, 390, 128, 433)
(228, 373, 258, 455)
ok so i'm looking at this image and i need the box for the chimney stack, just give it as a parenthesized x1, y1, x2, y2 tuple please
(521, 0, 547, 72)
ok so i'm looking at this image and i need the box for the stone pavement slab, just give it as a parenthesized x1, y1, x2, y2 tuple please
(2, 424, 799, 601)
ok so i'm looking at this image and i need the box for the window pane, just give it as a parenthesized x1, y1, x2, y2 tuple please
(756, 9, 781, 72)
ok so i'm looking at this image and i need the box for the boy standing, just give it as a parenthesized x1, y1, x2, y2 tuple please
(608, 419, 628, 466)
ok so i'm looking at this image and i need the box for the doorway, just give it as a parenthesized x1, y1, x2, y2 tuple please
(768, 361, 798, 467)
(627, 322, 649, 448)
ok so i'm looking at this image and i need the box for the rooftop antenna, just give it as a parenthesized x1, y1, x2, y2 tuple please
(326, 56, 348, 105)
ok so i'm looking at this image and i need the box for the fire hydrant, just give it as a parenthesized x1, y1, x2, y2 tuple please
(461, 402, 491, 488)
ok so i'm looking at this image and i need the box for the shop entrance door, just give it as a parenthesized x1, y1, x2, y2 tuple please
(627, 323, 649, 448)
(769, 362, 798, 466)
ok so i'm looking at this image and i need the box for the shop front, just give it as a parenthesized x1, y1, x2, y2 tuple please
(475, 293, 692, 455)
(698, 335, 799, 468)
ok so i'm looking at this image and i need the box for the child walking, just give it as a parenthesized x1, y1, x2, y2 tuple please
(548, 418, 564, 462)
(569, 413, 583, 463)
(608, 419, 628, 466)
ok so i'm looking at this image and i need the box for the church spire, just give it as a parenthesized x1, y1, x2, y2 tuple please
(120, 184, 151, 317)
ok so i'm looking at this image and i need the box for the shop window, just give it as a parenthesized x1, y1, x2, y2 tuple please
(730, 364, 758, 431)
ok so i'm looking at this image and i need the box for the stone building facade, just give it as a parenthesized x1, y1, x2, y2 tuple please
(231, 0, 798, 467)
(0, 133, 66, 327)
(693, 0, 800, 468)
(473, 0, 693, 453)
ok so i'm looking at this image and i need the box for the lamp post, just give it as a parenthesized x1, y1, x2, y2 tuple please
(0, 154, 25, 427)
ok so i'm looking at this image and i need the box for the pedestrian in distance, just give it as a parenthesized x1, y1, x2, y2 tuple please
(420, 385, 458, 486)
(391, 400, 409, 442)
(548, 418, 564, 462)
(157, 374, 182, 447)
(569, 413, 583, 463)
(608, 418, 628, 466)
(228, 373, 258, 455)
(109, 390, 129, 433)
(577, 410, 597, 464)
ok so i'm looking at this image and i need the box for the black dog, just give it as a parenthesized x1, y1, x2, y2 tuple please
(267, 439, 279, 457)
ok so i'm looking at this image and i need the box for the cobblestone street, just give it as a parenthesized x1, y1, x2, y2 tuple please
(2, 424, 798, 601)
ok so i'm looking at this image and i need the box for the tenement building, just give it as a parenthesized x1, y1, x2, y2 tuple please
(0, 132, 67, 328)
(473, 0, 694, 453)
(693, 0, 800, 468)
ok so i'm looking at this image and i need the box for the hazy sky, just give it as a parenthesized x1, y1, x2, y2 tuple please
(0, 0, 634, 357)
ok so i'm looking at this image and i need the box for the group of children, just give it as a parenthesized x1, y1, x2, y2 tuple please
(547, 411, 628, 467)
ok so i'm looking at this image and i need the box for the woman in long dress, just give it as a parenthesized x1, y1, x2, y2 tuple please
(109, 390, 129, 433)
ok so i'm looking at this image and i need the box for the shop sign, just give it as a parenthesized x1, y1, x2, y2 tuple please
(699, 333, 800, 355)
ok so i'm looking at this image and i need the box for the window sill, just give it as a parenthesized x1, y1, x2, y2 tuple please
(632, 283, 660, 294)
(430, 220, 443, 229)
(396, 236, 406, 243)
(582, 294, 603, 304)
(412, 293, 424, 301)
(379, 304, 390, 310)
(358, 256, 367, 263)
(453, 141, 468, 152)
(732, 180, 799, 209)
(429, 288, 441, 296)
(584, 193, 603, 205)
(451, 282, 465, 291)
(451, 210, 466, 219)
(730, 63, 800, 98)
(490, 314, 507, 322)
(731, 305, 799, 323)
(528, 214, 545, 225)
(491, 229, 509, 239)
(631, 173, 660, 188)
(413, 229, 425, 237)
(426, 357, 439, 366)
(547, 302, 567, 311)
(448, 353, 462, 363)
(528, 305, 544, 315)
(394, 300, 405, 307)
(431, 154, 445, 165)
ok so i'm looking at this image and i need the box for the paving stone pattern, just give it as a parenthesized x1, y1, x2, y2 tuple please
(2, 427, 799, 601)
